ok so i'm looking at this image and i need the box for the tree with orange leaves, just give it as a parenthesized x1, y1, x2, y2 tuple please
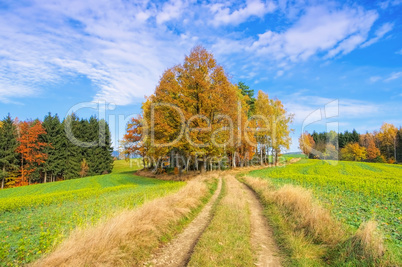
(16, 120, 48, 186)
(360, 133, 381, 161)
(299, 132, 315, 158)
(122, 115, 149, 167)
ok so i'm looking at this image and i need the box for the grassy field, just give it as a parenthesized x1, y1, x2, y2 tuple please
(249, 159, 402, 261)
(0, 160, 185, 266)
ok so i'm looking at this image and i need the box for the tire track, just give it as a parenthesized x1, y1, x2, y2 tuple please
(239, 177, 282, 267)
(145, 177, 222, 267)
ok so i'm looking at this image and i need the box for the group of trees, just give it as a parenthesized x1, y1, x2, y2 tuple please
(123, 46, 293, 173)
(299, 123, 402, 163)
(0, 113, 114, 188)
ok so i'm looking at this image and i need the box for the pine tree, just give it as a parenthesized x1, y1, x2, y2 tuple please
(238, 81, 256, 116)
(98, 119, 114, 174)
(41, 113, 64, 183)
(0, 115, 19, 188)
(62, 114, 82, 179)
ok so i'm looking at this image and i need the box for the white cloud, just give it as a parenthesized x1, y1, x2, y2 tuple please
(209, 0, 276, 26)
(396, 48, 402, 55)
(361, 22, 394, 48)
(275, 70, 284, 77)
(0, 0, 193, 105)
(282, 92, 380, 124)
(369, 76, 382, 83)
(379, 0, 402, 9)
(384, 72, 402, 82)
(156, 0, 187, 24)
(251, 5, 378, 62)
(0, 0, 394, 105)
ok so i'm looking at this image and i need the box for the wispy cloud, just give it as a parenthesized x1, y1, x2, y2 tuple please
(0, 0, 193, 105)
(369, 76, 382, 83)
(361, 22, 394, 47)
(379, 0, 402, 9)
(282, 92, 380, 124)
(384, 71, 402, 82)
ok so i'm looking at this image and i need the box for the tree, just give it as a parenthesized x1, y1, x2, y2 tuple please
(142, 45, 241, 171)
(378, 123, 397, 161)
(397, 128, 402, 162)
(0, 115, 19, 188)
(238, 81, 256, 116)
(62, 114, 82, 179)
(123, 115, 147, 167)
(79, 158, 89, 178)
(360, 133, 381, 162)
(341, 143, 367, 161)
(299, 132, 315, 158)
(254, 92, 293, 165)
(123, 46, 292, 172)
(16, 120, 48, 186)
(40, 113, 63, 183)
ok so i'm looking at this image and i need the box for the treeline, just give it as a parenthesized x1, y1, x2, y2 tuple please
(0, 113, 114, 188)
(299, 123, 402, 163)
(123, 46, 293, 173)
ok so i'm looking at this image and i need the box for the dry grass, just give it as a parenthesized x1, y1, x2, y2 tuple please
(242, 176, 388, 266)
(33, 176, 215, 267)
(352, 221, 385, 261)
(273, 185, 344, 244)
(243, 176, 343, 244)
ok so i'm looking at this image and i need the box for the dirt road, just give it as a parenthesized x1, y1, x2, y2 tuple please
(147, 174, 281, 267)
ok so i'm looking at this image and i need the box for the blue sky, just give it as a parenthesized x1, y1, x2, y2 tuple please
(0, 0, 401, 151)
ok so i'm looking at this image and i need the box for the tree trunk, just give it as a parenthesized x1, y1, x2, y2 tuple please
(44, 172, 47, 183)
(186, 157, 190, 172)
(260, 146, 263, 165)
(275, 149, 279, 166)
(232, 152, 236, 168)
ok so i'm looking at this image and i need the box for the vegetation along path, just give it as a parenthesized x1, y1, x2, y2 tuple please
(146, 177, 223, 267)
(148, 173, 281, 267)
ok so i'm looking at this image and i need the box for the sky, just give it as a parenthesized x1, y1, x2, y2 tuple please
(0, 0, 401, 151)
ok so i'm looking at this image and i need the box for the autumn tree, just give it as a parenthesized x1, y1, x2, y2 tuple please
(299, 132, 315, 158)
(341, 143, 367, 161)
(360, 133, 381, 162)
(377, 123, 398, 162)
(16, 120, 48, 185)
(123, 115, 148, 167)
(124, 46, 292, 172)
(142, 46, 242, 171)
(80, 158, 89, 178)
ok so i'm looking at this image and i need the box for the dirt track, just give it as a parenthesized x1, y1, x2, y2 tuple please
(146, 173, 281, 267)
(145, 177, 223, 267)
(239, 178, 281, 266)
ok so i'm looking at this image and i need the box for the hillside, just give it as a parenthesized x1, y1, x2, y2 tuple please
(249, 159, 402, 261)
(0, 160, 185, 265)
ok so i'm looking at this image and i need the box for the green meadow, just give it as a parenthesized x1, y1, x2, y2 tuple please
(0, 160, 185, 266)
(250, 159, 402, 260)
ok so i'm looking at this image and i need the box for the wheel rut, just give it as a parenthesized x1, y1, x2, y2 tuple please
(144, 177, 222, 267)
(238, 177, 282, 266)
